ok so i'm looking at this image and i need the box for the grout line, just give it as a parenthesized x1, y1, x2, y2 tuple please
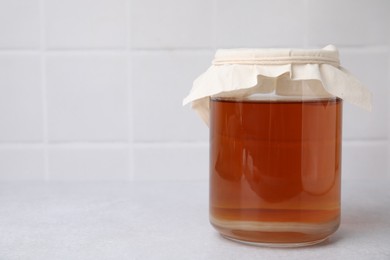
(133, 142, 209, 148)
(125, 0, 131, 50)
(39, 0, 50, 181)
(2, 45, 388, 55)
(0, 48, 128, 52)
(0, 143, 46, 150)
(0, 50, 43, 55)
(0, 48, 215, 54)
(125, 0, 134, 181)
(127, 55, 135, 181)
(44, 143, 130, 149)
(131, 140, 389, 148)
(126, 54, 135, 181)
(129, 49, 215, 54)
(388, 45, 390, 178)
(0, 142, 130, 149)
(211, 0, 217, 50)
(342, 139, 389, 146)
(0, 139, 387, 148)
(303, 0, 309, 48)
(338, 45, 390, 53)
(1, 139, 388, 150)
(44, 49, 128, 54)
(127, 56, 134, 181)
(3, 45, 388, 54)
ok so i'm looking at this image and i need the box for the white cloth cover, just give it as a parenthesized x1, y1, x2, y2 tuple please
(183, 45, 372, 125)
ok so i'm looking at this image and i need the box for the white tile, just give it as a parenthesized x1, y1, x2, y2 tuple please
(49, 147, 129, 181)
(342, 141, 388, 180)
(215, 0, 305, 48)
(340, 49, 389, 140)
(46, 54, 128, 142)
(308, 0, 389, 46)
(130, 0, 213, 48)
(131, 51, 211, 142)
(0, 148, 45, 181)
(45, 0, 126, 49)
(0, 0, 40, 48)
(133, 144, 208, 181)
(0, 54, 43, 142)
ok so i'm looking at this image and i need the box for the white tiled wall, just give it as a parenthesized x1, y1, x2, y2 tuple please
(307, 0, 388, 46)
(0, 54, 43, 141)
(48, 146, 129, 181)
(46, 54, 128, 142)
(0, 0, 41, 48)
(0, 0, 389, 181)
(131, 51, 211, 142)
(45, 0, 127, 49)
(130, 0, 213, 49)
(215, 0, 306, 48)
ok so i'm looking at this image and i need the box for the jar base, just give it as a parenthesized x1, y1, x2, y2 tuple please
(221, 234, 329, 248)
(211, 216, 339, 247)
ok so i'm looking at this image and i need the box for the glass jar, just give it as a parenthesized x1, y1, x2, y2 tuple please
(209, 78, 342, 246)
(183, 46, 371, 247)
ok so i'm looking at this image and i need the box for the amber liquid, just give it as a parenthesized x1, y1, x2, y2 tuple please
(210, 98, 342, 245)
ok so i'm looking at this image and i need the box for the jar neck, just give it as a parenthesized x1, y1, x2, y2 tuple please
(211, 77, 336, 102)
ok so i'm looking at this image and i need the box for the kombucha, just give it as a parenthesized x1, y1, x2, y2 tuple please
(210, 97, 342, 245)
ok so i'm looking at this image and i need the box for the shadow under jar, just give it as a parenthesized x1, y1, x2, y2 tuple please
(209, 94, 342, 247)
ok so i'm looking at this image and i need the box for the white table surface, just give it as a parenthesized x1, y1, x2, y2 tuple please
(0, 180, 389, 260)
